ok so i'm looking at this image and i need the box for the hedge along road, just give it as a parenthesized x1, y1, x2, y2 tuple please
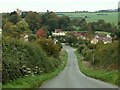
(40, 45, 118, 88)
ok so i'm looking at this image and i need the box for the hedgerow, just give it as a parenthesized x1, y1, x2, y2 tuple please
(2, 37, 61, 84)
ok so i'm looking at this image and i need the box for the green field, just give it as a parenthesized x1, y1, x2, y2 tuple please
(56, 12, 118, 26)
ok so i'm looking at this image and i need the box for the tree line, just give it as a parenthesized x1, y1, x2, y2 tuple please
(2, 10, 120, 39)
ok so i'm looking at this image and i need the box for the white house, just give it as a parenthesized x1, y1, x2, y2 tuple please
(52, 29, 65, 36)
(52, 32, 65, 36)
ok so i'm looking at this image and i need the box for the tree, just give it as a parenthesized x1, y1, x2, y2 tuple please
(48, 19, 58, 34)
(3, 22, 13, 36)
(36, 28, 46, 38)
(40, 13, 49, 25)
(8, 12, 21, 24)
(40, 12, 59, 35)
(28, 34, 37, 42)
(25, 11, 41, 33)
(35, 38, 61, 58)
(3, 22, 13, 30)
(2, 18, 7, 29)
(16, 20, 31, 35)
(65, 32, 77, 46)
(21, 12, 28, 18)
(9, 25, 19, 38)
(58, 16, 71, 30)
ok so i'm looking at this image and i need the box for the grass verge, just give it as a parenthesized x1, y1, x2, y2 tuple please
(75, 51, 119, 86)
(2, 49, 68, 89)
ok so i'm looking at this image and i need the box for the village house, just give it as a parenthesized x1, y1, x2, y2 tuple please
(91, 34, 112, 44)
(52, 29, 65, 36)
(74, 32, 88, 40)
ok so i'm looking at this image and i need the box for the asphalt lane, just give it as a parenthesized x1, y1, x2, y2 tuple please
(40, 46, 118, 88)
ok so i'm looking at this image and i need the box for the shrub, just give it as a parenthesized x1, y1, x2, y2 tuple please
(54, 36, 66, 43)
(94, 41, 118, 69)
(77, 44, 86, 54)
(81, 47, 89, 57)
(83, 50, 93, 61)
(28, 34, 37, 42)
(65, 32, 77, 47)
(2, 38, 60, 84)
(87, 43, 95, 49)
(34, 38, 61, 58)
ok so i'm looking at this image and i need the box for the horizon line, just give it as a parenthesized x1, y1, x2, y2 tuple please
(1, 8, 118, 13)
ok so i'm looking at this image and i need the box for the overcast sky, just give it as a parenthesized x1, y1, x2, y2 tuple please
(0, 0, 119, 13)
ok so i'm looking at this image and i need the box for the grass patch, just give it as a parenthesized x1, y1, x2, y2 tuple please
(56, 12, 118, 26)
(75, 51, 119, 86)
(2, 49, 68, 89)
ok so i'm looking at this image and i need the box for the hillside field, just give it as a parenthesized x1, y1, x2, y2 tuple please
(56, 12, 118, 26)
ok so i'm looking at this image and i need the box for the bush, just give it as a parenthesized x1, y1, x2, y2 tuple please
(54, 36, 66, 43)
(81, 46, 89, 57)
(87, 43, 95, 49)
(65, 32, 77, 47)
(34, 38, 61, 58)
(28, 34, 37, 42)
(77, 44, 86, 54)
(94, 41, 118, 69)
(2, 38, 61, 84)
(84, 50, 93, 61)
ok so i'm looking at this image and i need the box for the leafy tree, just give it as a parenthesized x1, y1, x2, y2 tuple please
(40, 12, 59, 35)
(25, 11, 41, 33)
(58, 15, 71, 30)
(16, 20, 31, 34)
(3, 22, 13, 36)
(87, 43, 95, 49)
(48, 19, 58, 33)
(9, 25, 19, 38)
(21, 12, 28, 18)
(36, 28, 46, 38)
(65, 32, 77, 46)
(77, 44, 86, 54)
(35, 38, 61, 58)
(40, 13, 49, 25)
(94, 41, 118, 69)
(88, 19, 118, 33)
(28, 34, 37, 42)
(8, 12, 21, 24)
(3, 22, 13, 30)
(2, 18, 7, 28)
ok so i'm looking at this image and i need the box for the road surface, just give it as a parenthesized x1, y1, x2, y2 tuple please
(40, 46, 118, 88)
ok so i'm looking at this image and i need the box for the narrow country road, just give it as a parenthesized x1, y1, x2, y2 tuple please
(40, 45, 118, 88)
